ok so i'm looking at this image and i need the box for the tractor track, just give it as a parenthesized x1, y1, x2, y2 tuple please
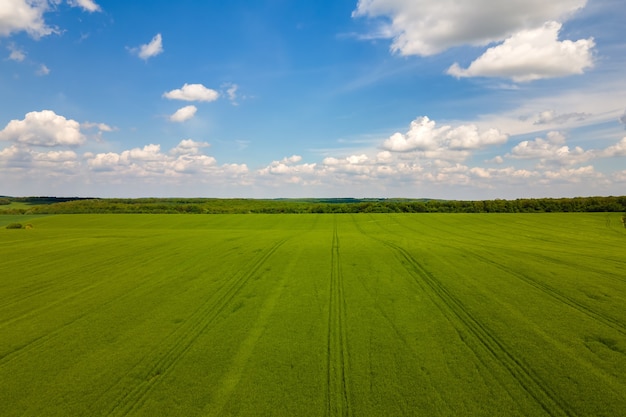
(326, 219, 351, 417)
(100, 237, 290, 417)
(351, 216, 574, 417)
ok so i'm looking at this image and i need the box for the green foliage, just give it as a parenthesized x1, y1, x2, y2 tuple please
(1, 213, 625, 416)
(5, 222, 23, 229)
(0, 198, 11, 206)
(15, 195, 626, 214)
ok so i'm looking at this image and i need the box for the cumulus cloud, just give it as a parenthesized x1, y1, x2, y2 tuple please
(169, 105, 197, 123)
(0, 110, 85, 147)
(0, 144, 32, 167)
(0, 144, 79, 172)
(599, 137, 626, 158)
(0, 0, 55, 38)
(353, 0, 586, 56)
(170, 139, 210, 155)
(86, 139, 246, 178)
(87, 152, 119, 172)
(131, 33, 163, 60)
(33, 150, 78, 165)
(543, 165, 602, 183)
(447, 22, 594, 82)
(381, 116, 507, 156)
(67, 0, 102, 13)
(0, 0, 101, 39)
(507, 131, 592, 165)
(163, 83, 219, 102)
(258, 155, 317, 179)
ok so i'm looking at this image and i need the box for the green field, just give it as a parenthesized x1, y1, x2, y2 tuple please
(1, 213, 625, 416)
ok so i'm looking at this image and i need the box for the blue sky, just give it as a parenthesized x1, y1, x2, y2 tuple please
(1, 0, 625, 198)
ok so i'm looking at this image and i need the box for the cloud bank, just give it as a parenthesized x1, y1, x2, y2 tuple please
(2, 109, 624, 197)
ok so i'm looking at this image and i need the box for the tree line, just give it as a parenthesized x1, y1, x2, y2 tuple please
(1, 195, 625, 214)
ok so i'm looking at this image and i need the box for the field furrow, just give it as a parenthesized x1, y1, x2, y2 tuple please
(463, 249, 626, 336)
(326, 219, 351, 417)
(1, 213, 625, 416)
(102, 237, 290, 417)
(385, 240, 574, 417)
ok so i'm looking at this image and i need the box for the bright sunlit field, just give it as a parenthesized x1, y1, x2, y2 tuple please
(1, 213, 625, 416)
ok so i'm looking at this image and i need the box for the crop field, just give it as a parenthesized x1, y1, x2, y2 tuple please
(1, 213, 625, 416)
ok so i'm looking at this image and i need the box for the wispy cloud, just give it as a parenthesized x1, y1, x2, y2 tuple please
(130, 33, 164, 60)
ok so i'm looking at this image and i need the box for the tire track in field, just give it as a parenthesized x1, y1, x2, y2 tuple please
(464, 249, 626, 336)
(101, 237, 289, 417)
(0, 272, 151, 365)
(385, 241, 574, 417)
(350, 217, 573, 417)
(326, 219, 351, 417)
(510, 249, 626, 285)
(365, 215, 626, 336)
(0, 241, 216, 366)
(202, 245, 298, 417)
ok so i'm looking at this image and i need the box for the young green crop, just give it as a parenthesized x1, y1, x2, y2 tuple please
(0, 213, 625, 416)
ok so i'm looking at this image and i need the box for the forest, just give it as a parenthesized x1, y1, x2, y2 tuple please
(1, 195, 626, 214)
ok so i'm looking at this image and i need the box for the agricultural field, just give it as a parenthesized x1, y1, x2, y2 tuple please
(1, 213, 625, 416)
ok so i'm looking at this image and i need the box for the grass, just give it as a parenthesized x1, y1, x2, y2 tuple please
(1, 213, 625, 416)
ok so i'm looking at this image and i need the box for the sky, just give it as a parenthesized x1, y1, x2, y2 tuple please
(1, 0, 625, 199)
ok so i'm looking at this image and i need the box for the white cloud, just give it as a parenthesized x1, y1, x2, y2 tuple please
(0, 144, 31, 167)
(222, 83, 239, 105)
(504, 133, 626, 167)
(0, 110, 85, 147)
(599, 137, 626, 157)
(87, 152, 119, 171)
(163, 83, 219, 102)
(85, 140, 246, 179)
(543, 165, 602, 183)
(169, 105, 197, 122)
(36, 63, 50, 76)
(7, 44, 25, 61)
(281, 155, 302, 164)
(82, 121, 114, 132)
(170, 139, 210, 155)
(507, 131, 593, 165)
(381, 116, 507, 156)
(120, 144, 164, 162)
(132, 33, 163, 60)
(447, 22, 594, 82)
(0, 0, 55, 38)
(67, 0, 101, 13)
(533, 109, 591, 125)
(353, 0, 586, 56)
(472, 79, 626, 137)
(258, 155, 316, 177)
(0, 144, 79, 172)
(33, 149, 77, 162)
(172, 154, 217, 174)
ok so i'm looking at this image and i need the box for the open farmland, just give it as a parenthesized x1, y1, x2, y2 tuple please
(1, 213, 625, 416)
